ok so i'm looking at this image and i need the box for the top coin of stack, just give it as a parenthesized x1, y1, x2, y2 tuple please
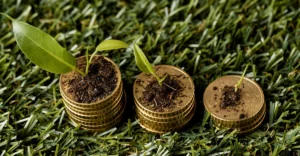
(59, 56, 126, 132)
(203, 75, 266, 134)
(133, 65, 196, 134)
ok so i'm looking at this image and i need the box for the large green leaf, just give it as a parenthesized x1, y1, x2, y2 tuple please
(133, 44, 155, 74)
(96, 39, 129, 51)
(5, 14, 76, 74)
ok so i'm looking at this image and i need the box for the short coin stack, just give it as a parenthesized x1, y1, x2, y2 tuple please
(59, 56, 126, 132)
(133, 65, 196, 134)
(203, 75, 266, 134)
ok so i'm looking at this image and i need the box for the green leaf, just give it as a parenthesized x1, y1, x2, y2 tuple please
(133, 44, 165, 85)
(87, 40, 128, 74)
(133, 44, 155, 74)
(96, 39, 129, 51)
(5, 14, 76, 74)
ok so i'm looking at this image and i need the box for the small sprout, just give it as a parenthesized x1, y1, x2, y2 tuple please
(86, 40, 129, 75)
(235, 64, 250, 92)
(133, 44, 166, 86)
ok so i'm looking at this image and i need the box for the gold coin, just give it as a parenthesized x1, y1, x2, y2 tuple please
(239, 108, 266, 132)
(63, 90, 123, 117)
(212, 103, 266, 130)
(133, 65, 195, 117)
(239, 111, 266, 134)
(137, 101, 195, 127)
(60, 55, 123, 110)
(69, 115, 122, 132)
(203, 75, 265, 129)
(134, 95, 194, 119)
(69, 118, 119, 133)
(70, 101, 125, 128)
(134, 96, 195, 116)
(68, 92, 126, 128)
(211, 103, 266, 129)
(65, 91, 126, 123)
(64, 92, 123, 119)
(139, 103, 196, 134)
(60, 81, 123, 111)
(65, 101, 122, 122)
(135, 97, 195, 122)
(138, 122, 183, 134)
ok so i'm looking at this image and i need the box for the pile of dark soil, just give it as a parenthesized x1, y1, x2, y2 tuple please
(220, 85, 242, 109)
(67, 56, 118, 103)
(140, 75, 183, 112)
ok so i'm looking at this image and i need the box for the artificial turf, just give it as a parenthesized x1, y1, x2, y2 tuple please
(0, 0, 300, 155)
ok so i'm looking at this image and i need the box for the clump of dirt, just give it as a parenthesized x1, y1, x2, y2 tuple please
(67, 56, 118, 103)
(220, 85, 242, 109)
(239, 113, 246, 119)
(140, 75, 183, 112)
(213, 86, 218, 90)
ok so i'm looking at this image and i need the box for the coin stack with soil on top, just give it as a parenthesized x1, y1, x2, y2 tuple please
(203, 75, 266, 134)
(133, 65, 196, 134)
(60, 55, 126, 132)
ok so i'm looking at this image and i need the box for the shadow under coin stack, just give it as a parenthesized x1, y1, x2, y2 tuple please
(203, 75, 266, 134)
(133, 65, 196, 134)
(59, 56, 126, 132)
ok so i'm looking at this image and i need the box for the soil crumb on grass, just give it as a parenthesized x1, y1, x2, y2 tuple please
(141, 75, 183, 112)
(220, 85, 242, 109)
(67, 56, 117, 103)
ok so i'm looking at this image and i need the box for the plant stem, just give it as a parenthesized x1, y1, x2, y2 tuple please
(158, 74, 167, 86)
(89, 51, 98, 65)
(84, 49, 98, 75)
(74, 67, 86, 76)
(0, 12, 14, 21)
(152, 73, 161, 83)
(85, 46, 90, 75)
(84, 50, 98, 75)
(152, 72, 166, 86)
(235, 64, 250, 92)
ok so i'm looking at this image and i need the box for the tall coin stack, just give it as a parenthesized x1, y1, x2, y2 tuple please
(133, 65, 196, 134)
(60, 56, 126, 132)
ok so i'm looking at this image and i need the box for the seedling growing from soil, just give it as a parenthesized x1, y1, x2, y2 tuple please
(0, 13, 128, 75)
(132, 47, 196, 133)
(234, 64, 250, 92)
(219, 64, 250, 109)
(87, 40, 129, 74)
(1, 13, 129, 132)
(133, 44, 167, 86)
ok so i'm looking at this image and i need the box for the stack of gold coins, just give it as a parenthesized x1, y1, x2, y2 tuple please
(203, 75, 266, 134)
(59, 56, 126, 132)
(133, 65, 196, 134)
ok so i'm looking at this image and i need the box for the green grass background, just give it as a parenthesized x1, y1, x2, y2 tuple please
(0, 0, 300, 155)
